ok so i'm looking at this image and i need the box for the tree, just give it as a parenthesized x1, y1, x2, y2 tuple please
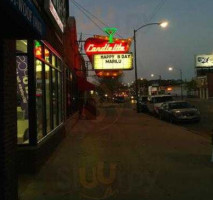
(96, 75, 124, 98)
(185, 79, 198, 92)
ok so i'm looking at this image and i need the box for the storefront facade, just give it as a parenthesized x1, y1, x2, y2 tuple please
(0, 1, 77, 199)
(195, 55, 213, 99)
(196, 74, 213, 99)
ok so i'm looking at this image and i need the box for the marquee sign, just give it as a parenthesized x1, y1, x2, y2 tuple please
(84, 30, 133, 78)
(93, 53, 133, 70)
(84, 37, 131, 62)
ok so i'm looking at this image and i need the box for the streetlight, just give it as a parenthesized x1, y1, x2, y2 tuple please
(168, 66, 183, 99)
(134, 21, 168, 112)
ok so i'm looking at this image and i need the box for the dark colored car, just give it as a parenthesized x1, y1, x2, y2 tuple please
(158, 101, 200, 123)
(138, 96, 148, 112)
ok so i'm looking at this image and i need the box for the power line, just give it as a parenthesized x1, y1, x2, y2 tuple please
(71, 0, 109, 28)
(148, 0, 168, 23)
(70, 0, 123, 38)
(71, 0, 104, 33)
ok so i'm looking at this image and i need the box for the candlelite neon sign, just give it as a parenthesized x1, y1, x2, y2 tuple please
(86, 43, 126, 53)
(85, 39, 130, 56)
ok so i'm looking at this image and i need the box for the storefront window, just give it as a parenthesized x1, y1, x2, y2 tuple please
(45, 48, 50, 63)
(16, 55, 29, 144)
(52, 68, 58, 128)
(58, 72, 62, 123)
(16, 40, 27, 53)
(52, 55, 56, 67)
(33, 41, 64, 142)
(35, 59, 44, 141)
(45, 65, 51, 133)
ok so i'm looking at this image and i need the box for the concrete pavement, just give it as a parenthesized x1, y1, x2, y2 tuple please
(19, 103, 213, 200)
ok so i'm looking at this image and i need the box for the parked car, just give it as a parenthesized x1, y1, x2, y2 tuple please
(158, 101, 200, 123)
(138, 96, 148, 112)
(147, 95, 173, 115)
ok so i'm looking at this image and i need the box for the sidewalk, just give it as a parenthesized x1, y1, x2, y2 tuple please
(19, 105, 213, 200)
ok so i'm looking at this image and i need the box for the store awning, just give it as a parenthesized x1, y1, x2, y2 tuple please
(77, 77, 96, 91)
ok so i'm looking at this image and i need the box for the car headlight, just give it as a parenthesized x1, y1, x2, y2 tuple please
(173, 111, 182, 117)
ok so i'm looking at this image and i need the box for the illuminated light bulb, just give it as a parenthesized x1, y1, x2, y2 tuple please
(160, 21, 169, 28)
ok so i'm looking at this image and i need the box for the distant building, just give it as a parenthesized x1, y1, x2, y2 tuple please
(195, 55, 213, 99)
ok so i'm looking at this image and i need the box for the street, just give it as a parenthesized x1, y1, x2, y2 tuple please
(19, 103, 213, 200)
(182, 98, 213, 137)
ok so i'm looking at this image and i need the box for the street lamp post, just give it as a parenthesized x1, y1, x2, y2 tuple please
(168, 67, 183, 99)
(134, 21, 168, 113)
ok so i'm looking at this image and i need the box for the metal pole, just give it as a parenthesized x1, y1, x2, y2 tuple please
(180, 69, 183, 100)
(134, 30, 139, 112)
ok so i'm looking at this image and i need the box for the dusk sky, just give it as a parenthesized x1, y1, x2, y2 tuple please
(69, 0, 213, 83)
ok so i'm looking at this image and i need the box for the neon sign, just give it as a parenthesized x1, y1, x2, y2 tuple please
(34, 41, 42, 59)
(84, 37, 131, 63)
(104, 27, 117, 43)
(86, 43, 126, 54)
(95, 70, 123, 77)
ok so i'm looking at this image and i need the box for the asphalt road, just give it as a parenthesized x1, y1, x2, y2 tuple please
(19, 104, 213, 200)
(181, 98, 213, 138)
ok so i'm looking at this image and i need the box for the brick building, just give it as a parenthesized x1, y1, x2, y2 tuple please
(0, 1, 91, 199)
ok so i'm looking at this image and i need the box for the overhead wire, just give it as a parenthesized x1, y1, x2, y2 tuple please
(71, 0, 109, 28)
(70, 0, 104, 33)
(70, 0, 123, 38)
(147, 0, 168, 23)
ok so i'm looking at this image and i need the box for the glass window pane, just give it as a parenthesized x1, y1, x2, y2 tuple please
(16, 55, 29, 144)
(45, 49, 50, 63)
(16, 40, 27, 53)
(52, 68, 57, 128)
(35, 59, 44, 141)
(45, 65, 51, 133)
(58, 59, 62, 71)
(52, 55, 56, 67)
(58, 72, 62, 123)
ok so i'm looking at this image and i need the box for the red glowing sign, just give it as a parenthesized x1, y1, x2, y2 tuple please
(95, 70, 123, 77)
(85, 37, 131, 62)
(35, 46, 42, 59)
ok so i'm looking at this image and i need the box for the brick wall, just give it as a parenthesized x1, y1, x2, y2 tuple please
(0, 40, 18, 200)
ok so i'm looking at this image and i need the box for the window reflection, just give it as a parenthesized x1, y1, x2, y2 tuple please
(16, 40, 27, 53)
(35, 59, 44, 140)
(45, 65, 51, 133)
(45, 49, 50, 63)
(52, 68, 57, 128)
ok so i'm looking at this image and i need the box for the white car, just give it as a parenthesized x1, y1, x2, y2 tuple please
(147, 95, 173, 115)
